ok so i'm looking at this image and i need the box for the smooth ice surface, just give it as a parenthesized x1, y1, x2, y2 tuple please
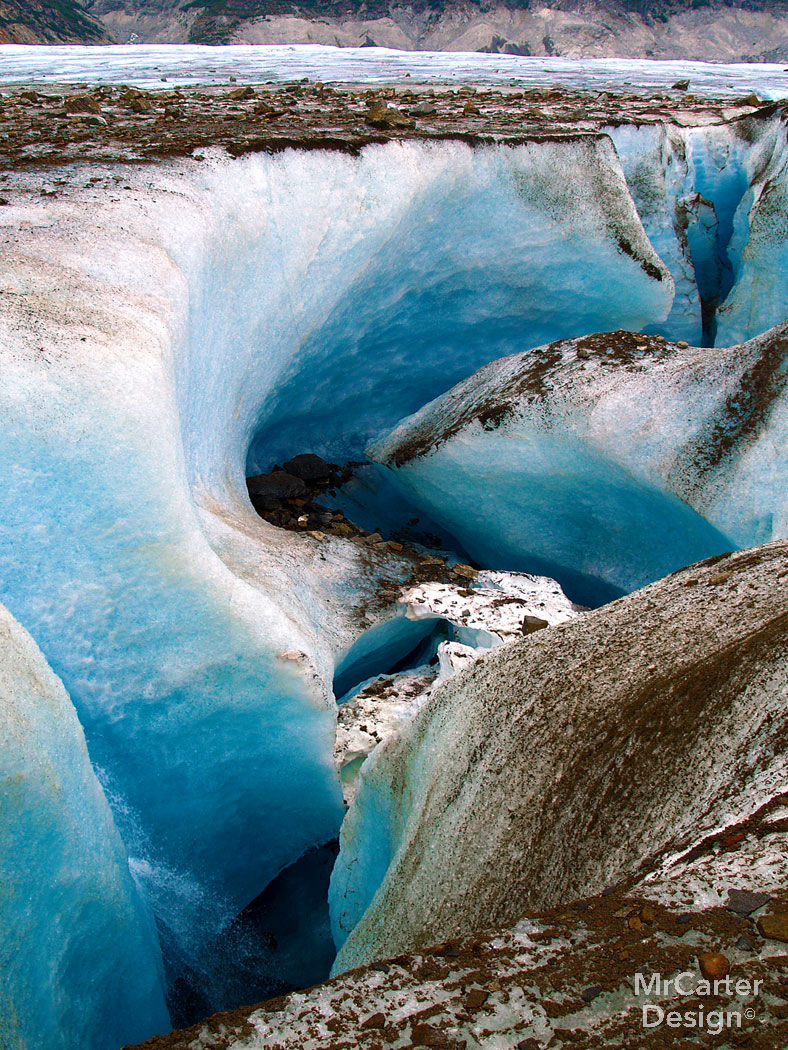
(1, 44, 788, 97)
(0, 601, 170, 1050)
(374, 431, 733, 605)
(244, 137, 673, 466)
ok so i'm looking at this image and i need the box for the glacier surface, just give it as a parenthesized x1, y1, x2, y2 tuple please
(1, 100, 788, 1041)
(0, 601, 170, 1050)
(1, 44, 788, 97)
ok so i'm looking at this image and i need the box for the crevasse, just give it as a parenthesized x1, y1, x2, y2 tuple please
(0, 122, 787, 1046)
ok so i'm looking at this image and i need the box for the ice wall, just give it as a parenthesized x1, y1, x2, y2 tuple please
(243, 137, 674, 469)
(371, 325, 788, 603)
(330, 541, 788, 973)
(0, 601, 170, 1050)
(609, 109, 788, 346)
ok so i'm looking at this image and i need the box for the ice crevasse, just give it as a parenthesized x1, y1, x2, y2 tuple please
(0, 120, 786, 1047)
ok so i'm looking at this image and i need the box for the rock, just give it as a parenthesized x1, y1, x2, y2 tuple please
(726, 889, 773, 917)
(365, 102, 414, 129)
(736, 935, 755, 951)
(63, 94, 101, 115)
(672, 79, 691, 90)
(411, 102, 437, 115)
(463, 101, 481, 115)
(758, 913, 788, 942)
(640, 903, 656, 923)
(698, 952, 730, 980)
(465, 987, 489, 1009)
(740, 93, 762, 106)
(246, 471, 307, 500)
(282, 452, 334, 481)
(410, 1023, 450, 1047)
(522, 614, 550, 634)
(361, 1011, 386, 1029)
(452, 563, 478, 580)
(581, 984, 604, 1002)
(676, 339, 690, 348)
(228, 87, 255, 100)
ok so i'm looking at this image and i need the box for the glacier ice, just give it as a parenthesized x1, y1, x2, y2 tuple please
(0, 601, 170, 1050)
(1, 44, 788, 98)
(244, 136, 674, 467)
(0, 135, 670, 1017)
(330, 541, 788, 973)
(1, 111, 788, 1037)
(609, 110, 788, 347)
(370, 325, 788, 603)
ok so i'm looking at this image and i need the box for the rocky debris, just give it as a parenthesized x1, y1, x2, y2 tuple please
(335, 570, 577, 801)
(245, 455, 481, 601)
(365, 101, 414, 130)
(336, 670, 437, 802)
(758, 912, 788, 942)
(62, 93, 102, 115)
(246, 470, 306, 504)
(126, 880, 788, 1050)
(0, 82, 772, 172)
(402, 570, 577, 642)
(727, 889, 774, 917)
(282, 452, 334, 482)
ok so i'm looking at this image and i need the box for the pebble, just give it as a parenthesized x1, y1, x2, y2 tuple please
(697, 952, 730, 979)
(758, 913, 788, 942)
(726, 888, 773, 916)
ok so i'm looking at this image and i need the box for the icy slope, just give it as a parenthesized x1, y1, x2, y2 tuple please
(0, 601, 169, 1050)
(330, 540, 788, 973)
(0, 136, 672, 1015)
(371, 325, 788, 602)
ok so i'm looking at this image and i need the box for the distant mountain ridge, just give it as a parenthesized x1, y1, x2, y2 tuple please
(1, 0, 787, 61)
(0, 0, 107, 42)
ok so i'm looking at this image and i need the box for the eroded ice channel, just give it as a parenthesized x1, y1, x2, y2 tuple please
(1, 112, 788, 1048)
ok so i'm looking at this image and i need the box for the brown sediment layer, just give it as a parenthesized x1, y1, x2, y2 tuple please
(0, 81, 776, 171)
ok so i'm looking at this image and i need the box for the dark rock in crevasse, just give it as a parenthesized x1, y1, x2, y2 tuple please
(725, 888, 773, 916)
(246, 471, 306, 500)
(282, 452, 336, 482)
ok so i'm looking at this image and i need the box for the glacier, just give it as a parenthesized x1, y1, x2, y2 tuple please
(370, 324, 788, 603)
(1, 44, 788, 97)
(1, 91, 788, 1044)
(0, 600, 170, 1050)
(330, 540, 788, 974)
(0, 136, 674, 1028)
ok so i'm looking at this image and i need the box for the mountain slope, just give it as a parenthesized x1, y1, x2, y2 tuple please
(81, 0, 788, 58)
(0, 0, 108, 42)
